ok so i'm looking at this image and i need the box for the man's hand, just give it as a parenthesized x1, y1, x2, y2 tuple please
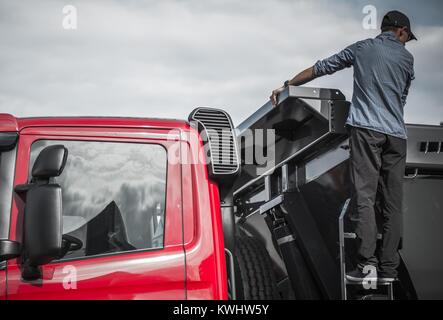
(270, 66, 317, 106)
(270, 86, 285, 107)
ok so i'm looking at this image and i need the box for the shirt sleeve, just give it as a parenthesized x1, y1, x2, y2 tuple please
(314, 42, 357, 77)
(401, 62, 415, 107)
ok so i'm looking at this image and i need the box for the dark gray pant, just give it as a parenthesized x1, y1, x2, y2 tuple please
(348, 126, 406, 277)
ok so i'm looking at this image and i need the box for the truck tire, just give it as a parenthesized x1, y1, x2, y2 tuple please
(234, 235, 280, 300)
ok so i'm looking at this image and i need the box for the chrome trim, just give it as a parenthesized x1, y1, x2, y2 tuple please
(225, 248, 236, 300)
(259, 195, 284, 215)
(404, 168, 419, 179)
(339, 198, 351, 300)
(277, 235, 296, 245)
(189, 108, 240, 176)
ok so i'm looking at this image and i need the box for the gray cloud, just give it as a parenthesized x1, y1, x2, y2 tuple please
(0, 0, 442, 126)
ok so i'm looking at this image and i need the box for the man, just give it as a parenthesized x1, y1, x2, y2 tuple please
(271, 11, 416, 282)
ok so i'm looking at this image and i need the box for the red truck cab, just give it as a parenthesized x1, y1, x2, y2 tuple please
(0, 110, 235, 299)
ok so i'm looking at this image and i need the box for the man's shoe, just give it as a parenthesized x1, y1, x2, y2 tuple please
(346, 269, 377, 282)
(378, 274, 396, 282)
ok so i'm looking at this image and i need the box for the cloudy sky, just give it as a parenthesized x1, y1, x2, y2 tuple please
(1, 0, 442, 126)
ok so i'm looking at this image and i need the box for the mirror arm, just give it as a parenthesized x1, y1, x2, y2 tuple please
(14, 183, 36, 194)
(14, 183, 36, 201)
(21, 260, 42, 281)
(0, 239, 21, 262)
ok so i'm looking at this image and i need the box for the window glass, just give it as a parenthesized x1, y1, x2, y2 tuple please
(30, 140, 167, 260)
(0, 147, 16, 239)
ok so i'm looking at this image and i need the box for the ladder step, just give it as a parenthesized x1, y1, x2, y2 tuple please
(343, 232, 357, 239)
(345, 279, 396, 300)
(345, 279, 396, 285)
(343, 233, 383, 239)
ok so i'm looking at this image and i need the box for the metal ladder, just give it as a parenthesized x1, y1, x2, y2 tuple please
(338, 198, 395, 300)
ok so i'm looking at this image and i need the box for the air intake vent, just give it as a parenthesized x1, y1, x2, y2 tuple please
(189, 108, 240, 178)
(419, 141, 442, 153)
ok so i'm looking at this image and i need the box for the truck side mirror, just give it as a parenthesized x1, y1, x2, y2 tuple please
(18, 145, 68, 280)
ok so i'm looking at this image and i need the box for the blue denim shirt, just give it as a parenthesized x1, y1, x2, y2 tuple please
(314, 31, 415, 139)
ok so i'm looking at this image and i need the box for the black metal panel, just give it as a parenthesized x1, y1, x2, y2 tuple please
(236, 87, 346, 138)
(281, 191, 342, 299)
(234, 86, 350, 194)
(402, 176, 443, 299)
(297, 161, 351, 266)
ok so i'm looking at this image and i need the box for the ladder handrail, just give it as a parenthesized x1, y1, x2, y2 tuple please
(338, 198, 395, 300)
(338, 198, 351, 300)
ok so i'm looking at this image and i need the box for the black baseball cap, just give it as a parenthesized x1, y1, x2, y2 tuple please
(381, 10, 417, 41)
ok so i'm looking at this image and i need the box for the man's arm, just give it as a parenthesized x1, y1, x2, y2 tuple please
(270, 43, 357, 106)
(401, 65, 415, 106)
(287, 66, 317, 86)
(270, 66, 316, 106)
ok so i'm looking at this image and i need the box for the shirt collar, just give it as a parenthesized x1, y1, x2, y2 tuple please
(378, 31, 404, 46)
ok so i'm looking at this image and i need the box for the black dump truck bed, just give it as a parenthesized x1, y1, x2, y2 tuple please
(233, 86, 443, 300)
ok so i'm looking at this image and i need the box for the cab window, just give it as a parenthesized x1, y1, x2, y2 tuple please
(30, 140, 167, 260)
